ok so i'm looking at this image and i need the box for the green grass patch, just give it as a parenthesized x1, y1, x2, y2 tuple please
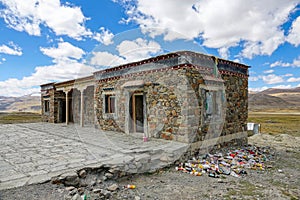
(248, 112, 300, 137)
(0, 112, 41, 124)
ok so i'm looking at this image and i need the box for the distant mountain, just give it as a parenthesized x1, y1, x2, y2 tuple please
(259, 87, 300, 95)
(248, 87, 300, 110)
(248, 93, 294, 109)
(0, 95, 41, 113)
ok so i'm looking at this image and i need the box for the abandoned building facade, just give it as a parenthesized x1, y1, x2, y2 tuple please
(41, 51, 249, 145)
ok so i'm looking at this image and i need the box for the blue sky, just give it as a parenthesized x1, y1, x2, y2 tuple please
(0, 0, 299, 96)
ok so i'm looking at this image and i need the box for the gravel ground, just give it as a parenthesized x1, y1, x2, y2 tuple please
(0, 133, 299, 200)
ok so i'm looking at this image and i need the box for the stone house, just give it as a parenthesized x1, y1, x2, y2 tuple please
(41, 51, 249, 146)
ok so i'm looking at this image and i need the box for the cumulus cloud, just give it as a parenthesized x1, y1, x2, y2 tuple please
(287, 77, 300, 82)
(249, 86, 269, 92)
(0, 41, 96, 96)
(40, 42, 85, 62)
(0, 42, 22, 56)
(263, 69, 274, 74)
(287, 16, 300, 46)
(117, 38, 161, 61)
(116, 0, 299, 59)
(90, 38, 162, 67)
(270, 57, 300, 67)
(90, 51, 125, 67)
(0, 59, 96, 96)
(0, 0, 92, 40)
(261, 74, 284, 84)
(93, 27, 114, 45)
(249, 76, 259, 81)
(272, 84, 293, 89)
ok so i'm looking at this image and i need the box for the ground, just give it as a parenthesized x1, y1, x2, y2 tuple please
(0, 112, 299, 200)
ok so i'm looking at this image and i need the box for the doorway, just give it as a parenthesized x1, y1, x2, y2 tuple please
(129, 93, 144, 133)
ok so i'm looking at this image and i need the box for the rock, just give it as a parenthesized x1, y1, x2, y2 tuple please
(108, 168, 118, 174)
(60, 171, 80, 187)
(107, 183, 119, 191)
(102, 176, 107, 181)
(78, 169, 87, 178)
(65, 176, 80, 187)
(79, 180, 88, 187)
(135, 196, 141, 200)
(97, 179, 102, 184)
(90, 180, 97, 186)
(68, 188, 78, 196)
(78, 187, 85, 195)
(71, 194, 82, 200)
(65, 186, 75, 191)
(93, 188, 101, 193)
(64, 194, 72, 200)
(105, 172, 114, 179)
(101, 189, 111, 198)
(51, 176, 62, 185)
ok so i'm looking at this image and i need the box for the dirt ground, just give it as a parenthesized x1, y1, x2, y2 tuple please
(0, 133, 299, 200)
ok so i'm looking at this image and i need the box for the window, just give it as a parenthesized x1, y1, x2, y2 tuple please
(205, 90, 222, 118)
(44, 100, 50, 113)
(105, 94, 115, 113)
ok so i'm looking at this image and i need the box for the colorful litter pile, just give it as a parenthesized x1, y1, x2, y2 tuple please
(176, 145, 274, 178)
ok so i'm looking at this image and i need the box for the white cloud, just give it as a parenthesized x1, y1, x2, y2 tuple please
(270, 57, 300, 67)
(117, 38, 161, 62)
(273, 84, 293, 89)
(117, 0, 299, 58)
(0, 0, 92, 40)
(0, 42, 22, 55)
(0, 41, 96, 97)
(287, 16, 300, 46)
(93, 27, 114, 45)
(261, 74, 284, 84)
(89, 38, 162, 67)
(249, 86, 269, 92)
(249, 76, 259, 81)
(90, 51, 125, 67)
(0, 59, 96, 96)
(287, 77, 300, 82)
(250, 84, 295, 92)
(218, 47, 229, 59)
(40, 42, 85, 62)
(263, 69, 274, 74)
(284, 73, 293, 77)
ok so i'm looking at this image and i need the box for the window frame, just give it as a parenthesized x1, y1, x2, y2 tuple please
(105, 94, 115, 114)
(44, 100, 50, 113)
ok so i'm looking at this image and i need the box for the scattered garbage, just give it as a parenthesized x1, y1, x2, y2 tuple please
(124, 185, 136, 189)
(176, 145, 274, 178)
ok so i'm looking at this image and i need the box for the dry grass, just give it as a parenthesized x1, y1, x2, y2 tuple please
(0, 112, 41, 124)
(248, 112, 300, 137)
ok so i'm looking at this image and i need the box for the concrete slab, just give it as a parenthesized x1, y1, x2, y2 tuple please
(0, 123, 189, 190)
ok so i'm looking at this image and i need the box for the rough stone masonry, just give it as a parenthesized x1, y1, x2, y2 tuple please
(41, 51, 249, 153)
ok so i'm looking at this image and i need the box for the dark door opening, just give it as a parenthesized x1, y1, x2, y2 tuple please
(129, 93, 144, 133)
(58, 99, 66, 123)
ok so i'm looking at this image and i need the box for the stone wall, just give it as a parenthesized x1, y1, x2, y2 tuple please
(95, 64, 248, 144)
(221, 74, 248, 135)
(84, 86, 95, 125)
(95, 69, 189, 138)
(41, 88, 55, 123)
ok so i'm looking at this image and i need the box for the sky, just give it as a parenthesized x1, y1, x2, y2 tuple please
(0, 0, 300, 97)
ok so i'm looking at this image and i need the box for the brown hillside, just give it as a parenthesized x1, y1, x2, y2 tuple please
(248, 93, 294, 111)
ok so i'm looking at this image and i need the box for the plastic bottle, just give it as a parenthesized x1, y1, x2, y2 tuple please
(124, 185, 136, 189)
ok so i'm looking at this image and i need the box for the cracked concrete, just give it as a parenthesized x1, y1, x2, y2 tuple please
(0, 123, 188, 190)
